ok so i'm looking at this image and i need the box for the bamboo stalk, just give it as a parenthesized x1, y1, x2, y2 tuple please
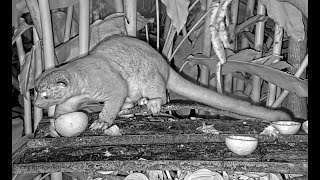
(15, 25, 32, 135)
(271, 55, 308, 108)
(236, 0, 255, 93)
(251, 1, 266, 103)
(266, 24, 283, 106)
(63, 6, 74, 43)
(79, 0, 90, 55)
(33, 27, 43, 131)
(199, 0, 212, 116)
(225, 0, 239, 94)
(39, 0, 56, 117)
(156, 0, 160, 51)
(25, 0, 42, 39)
(124, 0, 137, 36)
(114, 0, 124, 12)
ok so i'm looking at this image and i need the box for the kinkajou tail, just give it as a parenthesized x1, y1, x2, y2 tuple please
(166, 68, 291, 121)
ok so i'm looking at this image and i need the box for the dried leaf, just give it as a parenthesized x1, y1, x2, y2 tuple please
(161, 0, 190, 33)
(227, 49, 260, 62)
(234, 14, 269, 36)
(251, 55, 282, 65)
(261, 0, 305, 41)
(270, 61, 293, 70)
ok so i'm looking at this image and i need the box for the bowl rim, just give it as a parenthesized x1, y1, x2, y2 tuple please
(271, 120, 301, 126)
(225, 135, 258, 141)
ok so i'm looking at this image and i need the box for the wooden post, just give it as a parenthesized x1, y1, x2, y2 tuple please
(272, 54, 308, 108)
(124, 0, 137, 36)
(251, 1, 266, 103)
(79, 0, 90, 55)
(281, 36, 307, 119)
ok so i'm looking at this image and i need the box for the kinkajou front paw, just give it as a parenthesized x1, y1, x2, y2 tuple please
(49, 118, 60, 137)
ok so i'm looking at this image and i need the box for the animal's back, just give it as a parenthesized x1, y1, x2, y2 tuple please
(90, 35, 169, 81)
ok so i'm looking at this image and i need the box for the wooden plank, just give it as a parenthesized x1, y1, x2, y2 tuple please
(27, 134, 308, 149)
(12, 160, 308, 176)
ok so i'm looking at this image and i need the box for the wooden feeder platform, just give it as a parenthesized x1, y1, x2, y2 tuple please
(12, 103, 308, 179)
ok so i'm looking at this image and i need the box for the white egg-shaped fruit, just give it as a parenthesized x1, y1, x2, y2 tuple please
(55, 112, 88, 137)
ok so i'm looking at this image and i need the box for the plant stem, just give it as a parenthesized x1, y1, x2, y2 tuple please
(251, 1, 266, 103)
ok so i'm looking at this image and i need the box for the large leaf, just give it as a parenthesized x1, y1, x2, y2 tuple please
(17, 42, 41, 98)
(278, 0, 308, 18)
(51, 10, 79, 46)
(161, 0, 190, 33)
(55, 13, 153, 64)
(187, 55, 308, 97)
(261, 0, 305, 41)
(12, 22, 34, 45)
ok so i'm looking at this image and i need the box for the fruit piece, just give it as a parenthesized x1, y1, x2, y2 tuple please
(55, 112, 88, 137)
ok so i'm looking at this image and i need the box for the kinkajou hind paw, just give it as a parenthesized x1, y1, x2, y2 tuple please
(147, 98, 162, 115)
(90, 119, 110, 131)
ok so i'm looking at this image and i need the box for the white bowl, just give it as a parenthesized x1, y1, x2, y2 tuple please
(225, 135, 258, 156)
(271, 121, 301, 135)
(302, 121, 308, 134)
